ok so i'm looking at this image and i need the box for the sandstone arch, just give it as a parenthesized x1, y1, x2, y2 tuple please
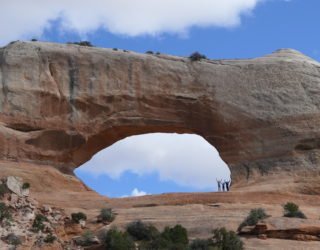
(1, 41, 320, 187)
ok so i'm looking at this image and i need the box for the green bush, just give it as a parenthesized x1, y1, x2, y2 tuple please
(126, 220, 159, 241)
(105, 228, 134, 250)
(283, 202, 307, 219)
(71, 212, 87, 223)
(212, 228, 243, 250)
(189, 52, 207, 62)
(0, 202, 12, 222)
(238, 208, 268, 231)
(32, 214, 48, 232)
(161, 224, 189, 246)
(146, 51, 154, 54)
(125, 222, 188, 250)
(44, 233, 56, 243)
(188, 238, 212, 250)
(82, 230, 95, 246)
(22, 182, 30, 189)
(113, 48, 118, 51)
(6, 233, 22, 246)
(100, 208, 115, 223)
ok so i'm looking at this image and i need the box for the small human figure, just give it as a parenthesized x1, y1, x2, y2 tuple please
(216, 179, 222, 192)
(224, 180, 230, 192)
(225, 179, 231, 191)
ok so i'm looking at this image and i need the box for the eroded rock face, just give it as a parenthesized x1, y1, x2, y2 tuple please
(0, 41, 320, 185)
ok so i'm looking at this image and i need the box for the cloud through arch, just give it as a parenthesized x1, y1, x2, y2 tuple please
(77, 133, 230, 190)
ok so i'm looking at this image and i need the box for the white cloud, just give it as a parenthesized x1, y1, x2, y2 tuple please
(131, 188, 148, 197)
(0, 0, 262, 45)
(77, 133, 230, 190)
(121, 188, 148, 197)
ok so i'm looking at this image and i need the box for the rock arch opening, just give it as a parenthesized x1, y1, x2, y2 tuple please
(75, 133, 230, 197)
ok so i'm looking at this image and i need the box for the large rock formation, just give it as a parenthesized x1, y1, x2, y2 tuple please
(1, 41, 320, 187)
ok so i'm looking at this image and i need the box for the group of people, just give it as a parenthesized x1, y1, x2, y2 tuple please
(216, 179, 231, 192)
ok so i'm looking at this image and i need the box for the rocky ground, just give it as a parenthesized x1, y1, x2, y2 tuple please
(0, 175, 105, 249)
(0, 160, 320, 249)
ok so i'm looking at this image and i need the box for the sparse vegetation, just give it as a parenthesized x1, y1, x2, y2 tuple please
(0, 183, 8, 197)
(125, 221, 189, 249)
(113, 48, 118, 51)
(212, 227, 244, 250)
(189, 51, 207, 61)
(67, 41, 94, 47)
(71, 212, 87, 223)
(161, 224, 189, 247)
(146, 50, 154, 54)
(126, 220, 159, 241)
(238, 208, 269, 231)
(156, 52, 161, 55)
(44, 233, 56, 243)
(6, 233, 22, 246)
(99, 208, 115, 223)
(32, 214, 48, 232)
(81, 230, 95, 246)
(31, 38, 38, 42)
(188, 238, 212, 250)
(283, 202, 307, 219)
(22, 182, 30, 189)
(105, 228, 135, 250)
(0, 202, 12, 222)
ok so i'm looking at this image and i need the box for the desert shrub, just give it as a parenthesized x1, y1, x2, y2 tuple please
(0, 202, 12, 222)
(71, 212, 87, 223)
(161, 224, 189, 246)
(105, 228, 134, 250)
(146, 50, 154, 54)
(22, 182, 30, 189)
(156, 52, 161, 55)
(68, 41, 93, 47)
(32, 214, 48, 232)
(113, 48, 118, 51)
(44, 233, 56, 243)
(100, 208, 115, 223)
(31, 38, 38, 42)
(126, 220, 159, 241)
(189, 52, 207, 62)
(238, 208, 268, 231)
(81, 230, 95, 246)
(283, 202, 307, 219)
(188, 238, 212, 250)
(123, 49, 128, 52)
(0, 183, 8, 197)
(6, 233, 22, 246)
(212, 227, 243, 250)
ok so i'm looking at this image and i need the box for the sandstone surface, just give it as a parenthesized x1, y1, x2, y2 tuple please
(1, 41, 320, 188)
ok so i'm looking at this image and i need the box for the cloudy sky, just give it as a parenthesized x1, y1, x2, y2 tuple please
(2, 0, 319, 197)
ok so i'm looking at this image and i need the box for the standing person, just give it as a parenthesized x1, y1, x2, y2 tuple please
(216, 179, 222, 192)
(222, 181, 226, 192)
(225, 180, 230, 191)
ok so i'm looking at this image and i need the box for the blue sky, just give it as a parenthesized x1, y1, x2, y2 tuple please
(2, 0, 319, 197)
